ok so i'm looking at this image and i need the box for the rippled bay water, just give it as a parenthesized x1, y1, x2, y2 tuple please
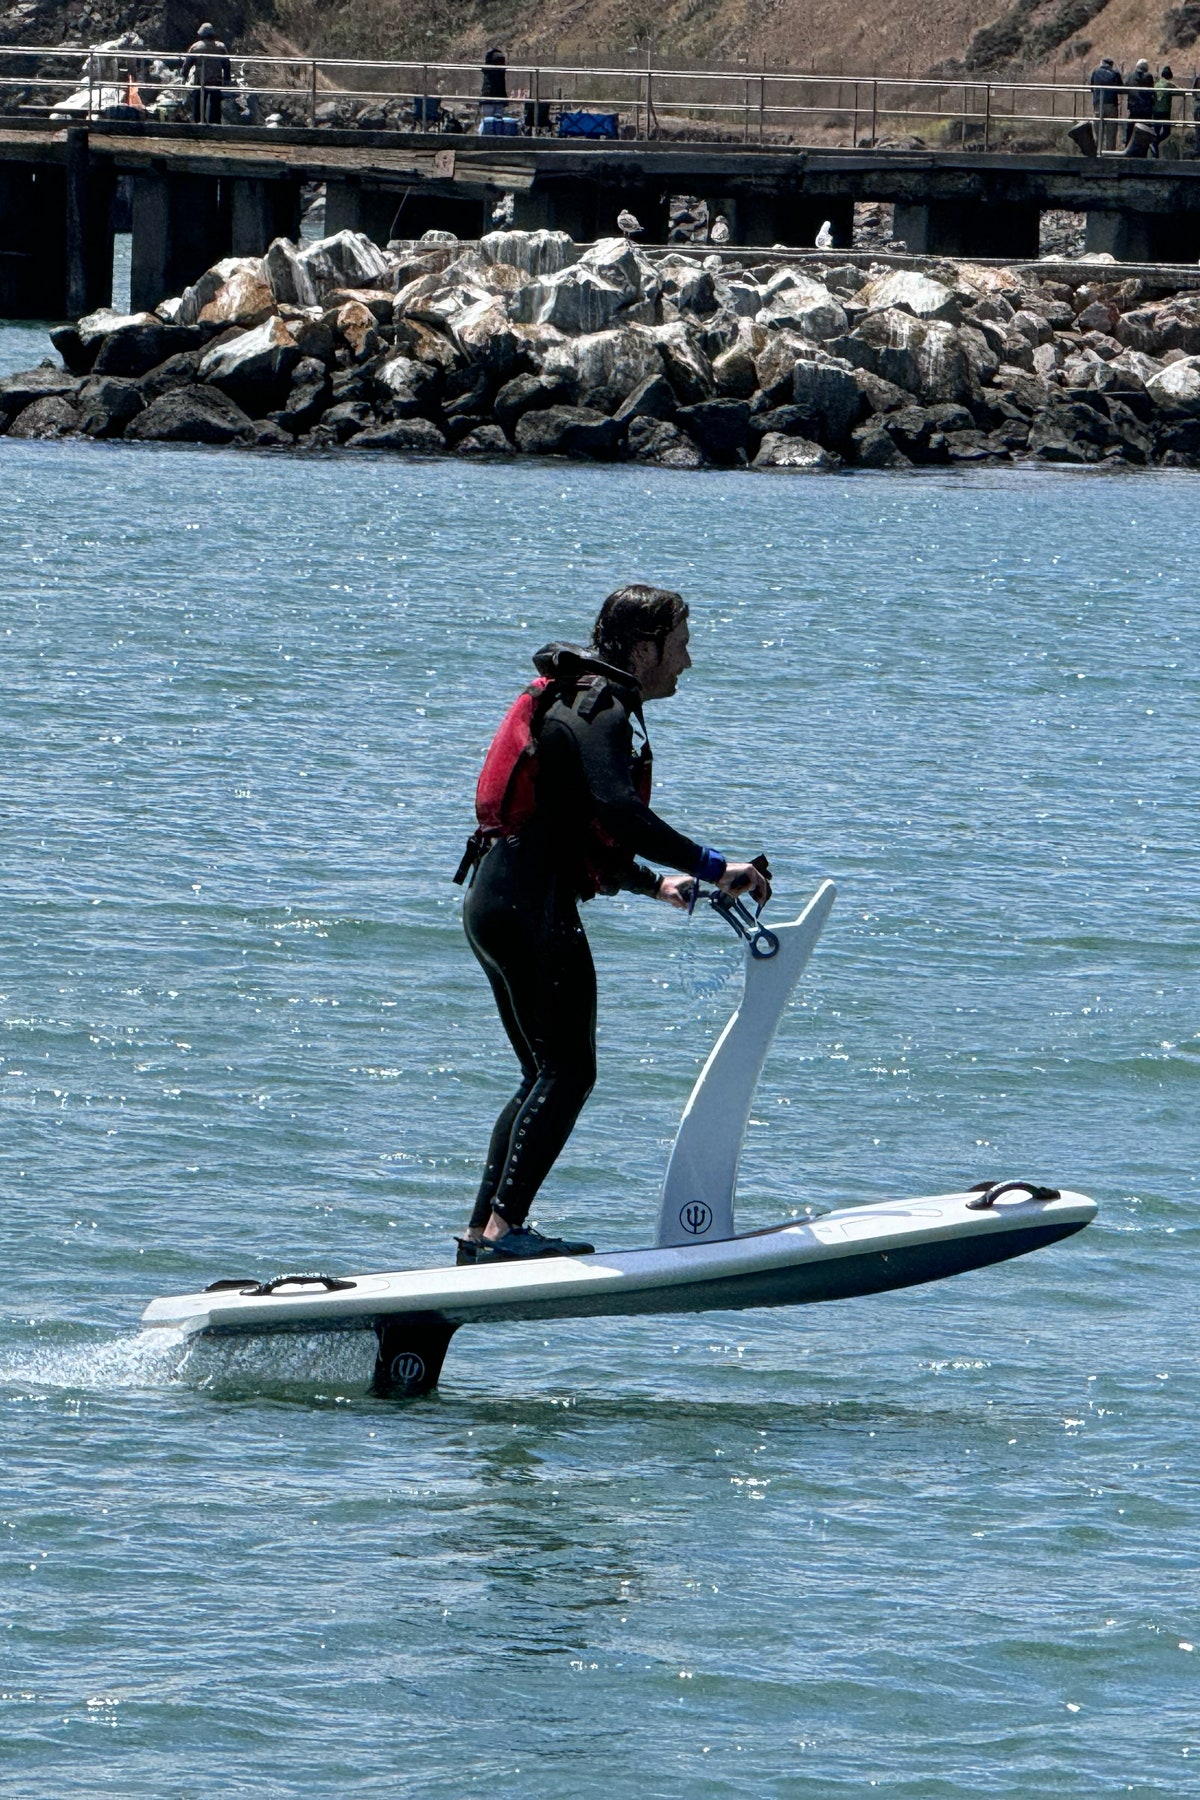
(1, 407, 1196, 1794)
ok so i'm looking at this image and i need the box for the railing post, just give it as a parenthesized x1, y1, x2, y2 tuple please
(852, 78, 859, 148)
(533, 64, 540, 133)
(759, 71, 765, 141)
(983, 81, 991, 151)
(309, 56, 316, 125)
(870, 77, 877, 146)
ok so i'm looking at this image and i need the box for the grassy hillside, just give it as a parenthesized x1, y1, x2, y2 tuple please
(259, 0, 1200, 81)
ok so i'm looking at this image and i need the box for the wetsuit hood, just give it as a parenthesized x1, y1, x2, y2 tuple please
(532, 641, 640, 695)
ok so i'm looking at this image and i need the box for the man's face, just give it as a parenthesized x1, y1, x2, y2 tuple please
(632, 618, 691, 700)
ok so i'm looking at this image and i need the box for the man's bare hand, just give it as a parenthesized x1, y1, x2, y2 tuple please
(657, 875, 696, 910)
(719, 861, 772, 906)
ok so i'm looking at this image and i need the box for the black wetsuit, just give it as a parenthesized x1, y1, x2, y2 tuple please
(464, 646, 715, 1230)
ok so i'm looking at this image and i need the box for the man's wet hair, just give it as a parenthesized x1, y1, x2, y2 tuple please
(592, 584, 688, 669)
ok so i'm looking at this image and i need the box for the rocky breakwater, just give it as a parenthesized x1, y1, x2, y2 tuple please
(6, 226, 1200, 470)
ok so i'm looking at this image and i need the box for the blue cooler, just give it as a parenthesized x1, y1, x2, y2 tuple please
(480, 114, 521, 135)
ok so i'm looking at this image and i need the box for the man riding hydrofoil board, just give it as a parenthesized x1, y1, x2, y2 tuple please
(454, 584, 770, 1264)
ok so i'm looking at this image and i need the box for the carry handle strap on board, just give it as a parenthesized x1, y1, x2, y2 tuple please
(966, 1180, 1061, 1211)
(246, 1272, 358, 1295)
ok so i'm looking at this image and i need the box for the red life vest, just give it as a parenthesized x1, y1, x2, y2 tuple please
(452, 672, 652, 895)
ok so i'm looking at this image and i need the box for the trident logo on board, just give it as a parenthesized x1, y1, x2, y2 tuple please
(390, 1351, 426, 1389)
(680, 1201, 712, 1236)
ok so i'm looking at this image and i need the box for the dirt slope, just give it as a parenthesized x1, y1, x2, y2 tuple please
(2, 0, 1194, 84)
(264, 0, 1199, 80)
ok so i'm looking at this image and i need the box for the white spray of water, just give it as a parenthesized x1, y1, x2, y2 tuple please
(0, 1326, 377, 1398)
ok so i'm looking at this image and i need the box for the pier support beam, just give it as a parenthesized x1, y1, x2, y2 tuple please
(892, 199, 1041, 259)
(131, 170, 230, 312)
(1084, 207, 1200, 261)
(231, 176, 302, 256)
(64, 128, 116, 318)
(0, 162, 89, 319)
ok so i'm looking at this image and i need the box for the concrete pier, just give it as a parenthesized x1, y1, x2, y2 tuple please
(7, 119, 1200, 321)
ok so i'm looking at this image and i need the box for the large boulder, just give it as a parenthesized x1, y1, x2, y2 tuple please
(375, 354, 440, 417)
(858, 269, 962, 325)
(199, 315, 303, 414)
(494, 369, 578, 435)
(455, 423, 516, 456)
(514, 265, 628, 335)
(626, 417, 704, 467)
(577, 236, 658, 307)
(178, 256, 267, 325)
(754, 331, 820, 404)
(452, 296, 524, 376)
(299, 231, 394, 302)
(613, 373, 678, 426)
(329, 298, 382, 361)
(93, 320, 205, 378)
(265, 232, 393, 308)
(848, 309, 973, 406)
(790, 357, 864, 444)
(540, 328, 662, 409)
(650, 327, 713, 405)
(753, 432, 841, 470)
(514, 405, 622, 458)
(1151, 296, 1200, 356)
(1145, 355, 1200, 414)
(5, 394, 79, 438)
(50, 308, 156, 374)
(125, 387, 254, 444)
(346, 417, 446, 453)
(756, 271, 846, 339)
(479, 228, 577, 278)
(675, 398, 750, 461)
(718, 279, 766, 319)
(137, 350, 204, 402)
(712, 343, 758, 397)
(77, 375, 144, 437)
(197, 269, 277, 329)
(0, 364, 81, 420)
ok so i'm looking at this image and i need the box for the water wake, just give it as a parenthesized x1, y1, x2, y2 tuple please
(0, 1325, 377, 1399)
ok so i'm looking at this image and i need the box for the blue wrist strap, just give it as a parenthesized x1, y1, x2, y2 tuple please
(696, 846, 726, 883)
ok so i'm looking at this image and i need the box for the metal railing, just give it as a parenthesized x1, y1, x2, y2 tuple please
(0, 43, 1196, 151)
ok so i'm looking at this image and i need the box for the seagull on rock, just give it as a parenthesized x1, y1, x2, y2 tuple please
(815, 219, 835, 248)
(617, 209, 643, 238)
(710, 214, 730, 245)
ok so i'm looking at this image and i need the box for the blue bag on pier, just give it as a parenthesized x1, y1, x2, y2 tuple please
(557, 110, 619, 139)
(480, 114, 521, 136)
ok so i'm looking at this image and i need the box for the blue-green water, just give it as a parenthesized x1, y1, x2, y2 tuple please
(1, 412, 1197, 1795)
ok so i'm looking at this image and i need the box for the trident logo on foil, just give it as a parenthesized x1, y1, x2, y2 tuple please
(680, 1202, 712, 1235)
(390, 1352, 426, 1388)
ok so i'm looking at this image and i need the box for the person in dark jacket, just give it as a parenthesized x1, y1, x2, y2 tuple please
(1124, 58, 1155, 145)
(1090, 57, 1121, 151)
(479, 45, 507, 123)
(182, 22, 230, 125)
(457, 584, 770, 1263)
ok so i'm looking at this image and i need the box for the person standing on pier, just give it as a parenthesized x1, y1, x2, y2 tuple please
(1124, 58, 1156, 147)
(1152, 66, 1179, 155)
(1089, 57, 1121, 152)
(182, 22, 231, 126)
(479, 46, 508, 126)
